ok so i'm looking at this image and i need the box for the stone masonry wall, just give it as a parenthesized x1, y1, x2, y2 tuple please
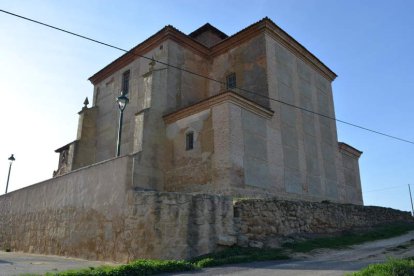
(234, 199, 413, 248)
(0, 156, 235, 262)
(0, 155, 411, 263)
(125, 192, 235, 260)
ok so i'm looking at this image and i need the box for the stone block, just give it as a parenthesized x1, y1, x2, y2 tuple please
(249, 240, 264, 248)
(281, 124, 298, 148)
(241, 109, 267, 134)
(324, 160, 337, 181)
(278, 82, 295, 104)
(308, 175, 322, 196)
(283, 146, 300, 170)
(244, 131, 267, 161)
(297, 60, 312, 82)
(217, 235, 236, 246)
(280, 105, 297, 126)
(284, 169, 302, 194)
(275, 44, 295, 71)
(278, 69, 293, 87)
(325, 179, 338, 199)
(244, 157, 271, 188)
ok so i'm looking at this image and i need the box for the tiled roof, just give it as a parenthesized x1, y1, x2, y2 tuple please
(89, 17, 337, 84)
(189, 23, 228, 39)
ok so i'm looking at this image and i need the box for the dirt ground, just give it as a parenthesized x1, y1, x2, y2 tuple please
(0, 252, 117, 276)
(294, 229, 414, 262)
(168, 230, 414, 276)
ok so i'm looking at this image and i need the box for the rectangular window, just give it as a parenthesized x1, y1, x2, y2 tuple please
(226, 73, 236, 89)
(186, 132, 194, 150)
(122, 70, 130, 94)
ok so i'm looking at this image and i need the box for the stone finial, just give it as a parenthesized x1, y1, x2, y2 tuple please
(149, 56, 156, 70)
(83, 97, 89, 108)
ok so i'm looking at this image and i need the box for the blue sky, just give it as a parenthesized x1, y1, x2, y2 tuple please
(0, 0, 413, 211)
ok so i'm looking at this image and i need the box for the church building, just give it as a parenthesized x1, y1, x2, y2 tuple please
(54, 18, 363, 204)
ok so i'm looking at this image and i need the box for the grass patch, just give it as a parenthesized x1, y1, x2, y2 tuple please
(42, 247, 289, 276)
(283, 222, 414, 253)
(190, 246, 289, 268)
(31, 222, 414, 275)
(43, 260, 194, 276)
(351, 257, 414, 276)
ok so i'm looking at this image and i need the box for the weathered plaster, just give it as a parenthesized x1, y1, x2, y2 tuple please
(55, 19, 363, 204)
(0, 157, 235, 261)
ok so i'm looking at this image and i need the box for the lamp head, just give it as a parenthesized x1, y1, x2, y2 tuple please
(116, 93, 129, 111)
(8, 154, 15, 162)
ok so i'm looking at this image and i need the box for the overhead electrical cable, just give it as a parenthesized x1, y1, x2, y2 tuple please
(1, 9, 413, 145)
(364, 185, 407, 193)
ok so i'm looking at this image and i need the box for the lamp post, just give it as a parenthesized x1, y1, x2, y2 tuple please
(5, 154, 15, 194)
(409, 184, 414, 216)
(116, 92, 129, 157)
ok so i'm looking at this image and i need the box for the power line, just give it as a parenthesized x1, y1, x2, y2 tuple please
(364, 185, 407, 193)
(1, 9, 413, 145)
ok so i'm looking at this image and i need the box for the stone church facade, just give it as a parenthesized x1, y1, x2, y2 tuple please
(55, 18, 363, 204)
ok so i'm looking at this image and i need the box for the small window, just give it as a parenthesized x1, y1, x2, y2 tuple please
(226, 73, 236, 89)
(122, 70, 130, 94)
(186, 132, 194, 150)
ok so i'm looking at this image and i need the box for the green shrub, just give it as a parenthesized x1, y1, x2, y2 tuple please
(46, 247, 289, 275)
(352, 258, 414, 276)
(45, 260, 194, 276)
(46, 222, 414, 275)
(191, 246, 289, 268)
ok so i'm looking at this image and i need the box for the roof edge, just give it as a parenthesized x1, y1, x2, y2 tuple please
(210, 17, 337, 81)
(89, 17, 338, 85)
(88, 25, 210, 85)
(189, 23, 228, 39)
(338, 142, 363, 158)
(55, 140, 78, 153)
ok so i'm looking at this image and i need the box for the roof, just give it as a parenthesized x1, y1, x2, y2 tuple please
(89, 18, 337, 84)
(189, 23, 228, 39)
(55, 140, 77, 153)
(338, 142, 363, 158)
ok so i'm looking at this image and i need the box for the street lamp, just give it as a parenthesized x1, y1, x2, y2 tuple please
(5, 154, 15, 194)
(116, 92, 129, 157)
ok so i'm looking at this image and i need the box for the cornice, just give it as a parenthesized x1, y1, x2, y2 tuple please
(89, 27, 210, 85)
(89, 18, 337, 85)
(163, 91, 274, 124)
(55, 140, 78, 153)
(210, 18, 337, 81)
(263, 20, 337, 81)
(210, 21, 264, 57)
(338, 142, 363, 158)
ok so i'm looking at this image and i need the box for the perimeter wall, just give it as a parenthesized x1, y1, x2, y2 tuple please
(234, 199, 413, 248)
(0, 156, 411, 262)
(0, 155, 235, 262)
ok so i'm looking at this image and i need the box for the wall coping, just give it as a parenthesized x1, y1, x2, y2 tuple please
(0, 155, 132, 198)
(163, 91, 274, 124)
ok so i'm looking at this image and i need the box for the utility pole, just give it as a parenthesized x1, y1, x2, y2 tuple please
(408, 184, 414, 216)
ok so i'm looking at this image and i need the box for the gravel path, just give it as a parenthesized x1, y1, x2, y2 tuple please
(0, 252, 117, 276)
(166, 230, 414, 276)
